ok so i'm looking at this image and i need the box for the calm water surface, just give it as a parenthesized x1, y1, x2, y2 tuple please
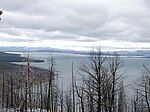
(10, 52, 150, 93)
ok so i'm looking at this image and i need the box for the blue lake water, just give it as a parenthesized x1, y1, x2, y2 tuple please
(10, 52, 150, 94)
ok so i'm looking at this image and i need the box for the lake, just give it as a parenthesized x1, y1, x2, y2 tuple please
(9, 52, 150, 94)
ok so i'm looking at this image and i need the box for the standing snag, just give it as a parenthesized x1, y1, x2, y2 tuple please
(132, 65, 150, 112)
(78, 48, 125, 112)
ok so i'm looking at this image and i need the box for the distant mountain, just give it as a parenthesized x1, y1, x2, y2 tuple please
(0, 46, 47, 52)
(111, 50, 150, 57)
(0, 47, 150, 57)
(0, 46, 89, 55)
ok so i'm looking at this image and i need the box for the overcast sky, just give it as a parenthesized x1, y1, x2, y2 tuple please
(0, 0, 150, 51)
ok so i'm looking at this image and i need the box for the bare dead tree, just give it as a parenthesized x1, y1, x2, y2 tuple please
(131, 90, 140, 112)
(40, 75, 43, 111)
(132, 65, 150, 112)
(72, 62, 76, 112)
(60, 84, 64, 112)
(74, 80, 84, 112)
(2, 67, 5, 109)
(107, 53, 124, 112)
(64, 88, 72, 112)
(79, 48, 106, 112)
(12, 53, 36, 112)
(27, 54, 33, 112)
(46, 56, 57, 112)
(118, 81, 126, 112)
(78, 48, 124, 112)
(10, 74, 14, 108)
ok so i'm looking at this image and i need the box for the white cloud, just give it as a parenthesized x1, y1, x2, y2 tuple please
(0, 0, 150, 50)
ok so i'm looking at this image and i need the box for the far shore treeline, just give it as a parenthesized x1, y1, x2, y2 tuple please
(0, 52, 44, 62)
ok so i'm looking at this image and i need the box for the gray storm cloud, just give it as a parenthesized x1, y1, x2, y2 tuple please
(0, 0, 150, 50)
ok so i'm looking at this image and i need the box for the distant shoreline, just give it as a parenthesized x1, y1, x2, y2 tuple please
(0, 52, 44, 63)
(6, 51, 150, 59)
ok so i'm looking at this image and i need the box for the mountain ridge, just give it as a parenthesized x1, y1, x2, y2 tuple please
(0, 46, 150, 57)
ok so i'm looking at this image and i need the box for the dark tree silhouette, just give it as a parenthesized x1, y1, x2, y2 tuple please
(0, 11, 2, 15)
(0, 11, 3, 20)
